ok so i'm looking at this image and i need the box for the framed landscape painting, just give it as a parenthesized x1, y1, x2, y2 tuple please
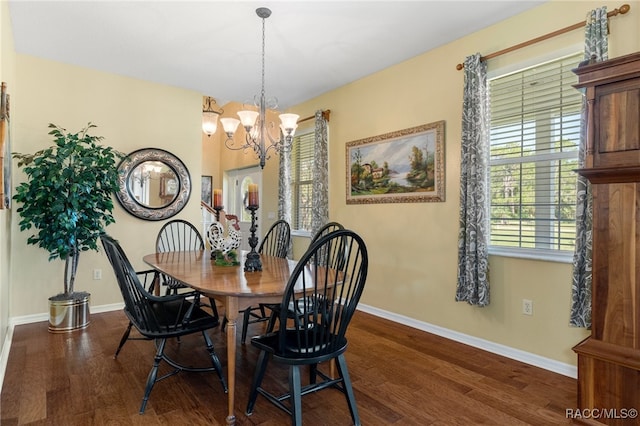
(346, 120, 445, 204)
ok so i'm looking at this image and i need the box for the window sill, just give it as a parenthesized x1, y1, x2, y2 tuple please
(291, 230, 312, 238)
(488, 246, 574, 264)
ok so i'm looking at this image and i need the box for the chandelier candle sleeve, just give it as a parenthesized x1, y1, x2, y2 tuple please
(248, 184, 259, 207)
(213, 189, 223, 208)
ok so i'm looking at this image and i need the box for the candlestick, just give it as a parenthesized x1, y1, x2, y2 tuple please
(244, 205, 262, 272)
(213, 206, 223, 222)
(248, 183, 259, 208)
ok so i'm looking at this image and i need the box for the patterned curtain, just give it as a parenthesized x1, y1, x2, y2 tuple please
(311, 110, 329, 237)
(278, 132, 293, 257)
(570, 7, 608, 328)
(456, 53, 490, 307)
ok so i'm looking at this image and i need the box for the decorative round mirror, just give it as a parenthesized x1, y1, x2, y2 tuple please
(115, 148, 191, 221)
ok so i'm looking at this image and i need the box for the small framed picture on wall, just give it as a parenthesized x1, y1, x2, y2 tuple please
(201, 175, 212, 206)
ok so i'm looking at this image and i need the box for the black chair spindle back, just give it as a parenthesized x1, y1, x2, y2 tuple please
(246, 229, 368, 425)
(258, 219, 291, 259)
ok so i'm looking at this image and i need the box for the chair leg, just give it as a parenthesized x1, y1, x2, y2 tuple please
(241, 308, 252, 344)
(289, 365, 303, 426)
(258, 304, 268, 317)
(246, 350, 270, 415)
(202, 330, 228, 393)
(140, 338, 166, 414)
(221, 315, 228, 332)
(335, 354, 361, 426)
(114, 321, 133, 359)
(208, 297, 220, 321)
(309, 363, 318, 384)
(265, 308, 278, 333)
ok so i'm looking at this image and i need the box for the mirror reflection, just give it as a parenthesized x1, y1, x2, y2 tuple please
(127, 161, 178, 208)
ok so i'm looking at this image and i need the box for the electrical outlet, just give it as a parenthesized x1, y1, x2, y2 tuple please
(522, 299, 533, 316)
(93, 269, 102, 280)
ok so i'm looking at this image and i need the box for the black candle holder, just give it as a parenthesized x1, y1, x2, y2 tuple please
(244, 205, 262, 272)
(213, 205, 223, 222)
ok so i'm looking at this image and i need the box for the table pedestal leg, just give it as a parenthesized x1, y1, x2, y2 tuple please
(225, 296, 238, 425)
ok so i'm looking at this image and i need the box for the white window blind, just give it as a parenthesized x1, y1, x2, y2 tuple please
(489, 52, 582, 254)
(292, 131, 315, 231)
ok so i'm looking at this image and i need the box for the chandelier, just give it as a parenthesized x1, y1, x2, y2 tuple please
(219, 7, 299, 169)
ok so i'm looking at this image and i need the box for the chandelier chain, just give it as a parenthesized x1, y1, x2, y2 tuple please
(261, 15, 266, 99)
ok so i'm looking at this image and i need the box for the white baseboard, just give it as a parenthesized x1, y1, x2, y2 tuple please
(357, 303, 577, 379)
(0, 323, 13, 394)
(6, 302, 123, 327)
(91, 302, 125, 314)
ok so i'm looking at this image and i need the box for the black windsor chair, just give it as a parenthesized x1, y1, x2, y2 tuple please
(245, 229, 368, 426)
(100, 234, 227, 414)
(112, 219, 219, 357)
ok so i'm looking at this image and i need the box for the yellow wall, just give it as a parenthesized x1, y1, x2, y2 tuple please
(10, 55, 205, 316)
(3, 1, 639, 368)
(285, 1, 639, 365)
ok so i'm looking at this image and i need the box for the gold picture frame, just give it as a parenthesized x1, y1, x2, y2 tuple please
(346, 120, 445, 204)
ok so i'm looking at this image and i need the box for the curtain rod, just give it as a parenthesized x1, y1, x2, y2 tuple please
(456, 3, 631, 70)
(297, 109, 331, 124)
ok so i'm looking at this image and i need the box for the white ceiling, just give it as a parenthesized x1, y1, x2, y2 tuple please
(8, 0, 546, 110)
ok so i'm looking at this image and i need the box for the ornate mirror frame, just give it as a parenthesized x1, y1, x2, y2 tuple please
(115, 148, 191, 221)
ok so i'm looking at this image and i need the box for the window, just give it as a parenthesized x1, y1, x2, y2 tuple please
(489, 52, 583, 259)
(291, 130, 315, 232)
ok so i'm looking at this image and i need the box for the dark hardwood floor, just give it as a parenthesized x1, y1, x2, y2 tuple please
(1, 309, 577, 425)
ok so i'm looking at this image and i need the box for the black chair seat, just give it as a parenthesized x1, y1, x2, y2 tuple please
(124, 296, 220, 339)
(251, 329, 347, 361)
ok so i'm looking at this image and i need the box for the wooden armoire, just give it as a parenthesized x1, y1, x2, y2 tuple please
(572, 51, 640, 425)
